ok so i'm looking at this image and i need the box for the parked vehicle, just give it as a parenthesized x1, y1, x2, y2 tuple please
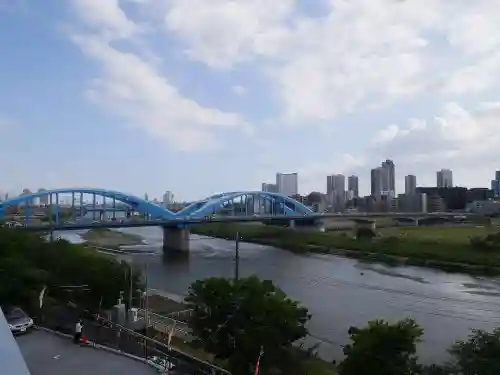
(5, 307, 34, 334)
(146, 356, 175, 373)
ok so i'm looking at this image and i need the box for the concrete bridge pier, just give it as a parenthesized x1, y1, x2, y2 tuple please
(162, 226, 190, 253)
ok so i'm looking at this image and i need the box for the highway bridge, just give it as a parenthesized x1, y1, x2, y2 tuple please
(0, 187, 478, 253)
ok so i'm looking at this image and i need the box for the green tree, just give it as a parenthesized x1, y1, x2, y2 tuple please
(446, 328, 500, 375)
(185, 276, 310, 374)
(339, 318, 423, 375)
(0, 228, 142, 314)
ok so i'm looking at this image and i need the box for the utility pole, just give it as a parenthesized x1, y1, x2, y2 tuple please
(128, 264, 133, 317)
(144, 262, 149, 359)
(234, 232, 240, 282)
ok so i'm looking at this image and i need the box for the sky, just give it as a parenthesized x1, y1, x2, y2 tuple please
(1, 0, 500, 201)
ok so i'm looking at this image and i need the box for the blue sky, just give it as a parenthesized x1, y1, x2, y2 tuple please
(1, 0, 499, 201)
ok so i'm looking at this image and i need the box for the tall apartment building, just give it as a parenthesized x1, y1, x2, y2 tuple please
(371, 167, 382, 198)
(261, 183, 277, 193)
(371, 160, 396, 199)
(347, 175, 359, 199)
(405, 175, 417, 195)
(381, 159, 396, 197)
(276, 173, 298, 196)
(38, 188, 48, 206)
(437, 169, 453, 188)
(327, 174, 346, 210)
(492, 171, 500, 197)
(162, 191, 174, 207)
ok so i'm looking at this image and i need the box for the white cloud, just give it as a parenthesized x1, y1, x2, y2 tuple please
(300, 100, 500, 193)
(231, 85, 247, 96)
(369, 101, 500, 170)
(68, 0, 252, 152)
(163, 0, 295, 69)
(72, 0, 142, 40)
(157, 0, 500, 124)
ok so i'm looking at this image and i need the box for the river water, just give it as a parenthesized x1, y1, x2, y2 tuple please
(55, 227, 500, 364)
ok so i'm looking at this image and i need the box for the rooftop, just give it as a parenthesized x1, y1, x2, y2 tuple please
(16, 330, 159, 375)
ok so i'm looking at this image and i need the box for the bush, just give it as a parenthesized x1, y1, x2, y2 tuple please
(356, 227, 377, 240)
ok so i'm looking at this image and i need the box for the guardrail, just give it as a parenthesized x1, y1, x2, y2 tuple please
(40, 304, 230, 375)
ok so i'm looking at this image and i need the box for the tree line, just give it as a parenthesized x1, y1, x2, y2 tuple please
(0, 228, 141, 315)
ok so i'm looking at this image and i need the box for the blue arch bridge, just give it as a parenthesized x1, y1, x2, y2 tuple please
(0, 188, 320, 253)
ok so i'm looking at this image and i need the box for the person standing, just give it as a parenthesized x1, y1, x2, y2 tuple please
(74, 319, 83, 344)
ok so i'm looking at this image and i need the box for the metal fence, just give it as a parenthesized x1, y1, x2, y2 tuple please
(40, 304, 230, 375)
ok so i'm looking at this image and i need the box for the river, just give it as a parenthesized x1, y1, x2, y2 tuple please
(55, 227, 500, 364)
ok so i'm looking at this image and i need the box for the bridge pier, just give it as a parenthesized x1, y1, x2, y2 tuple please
(162, 226, 190, 253)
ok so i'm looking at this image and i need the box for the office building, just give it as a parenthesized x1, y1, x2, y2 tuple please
(276, 172, 298, 196)
(398, 193, 427, 213)
(261, 183, 277, 193)
(162, 191, 174, 207)
(347, 175, 359, 199)
(327, 174, 346, 210)
(405, 175, 417, 195)
(144, 193, 149, 201)
(437, 169, 453, 188)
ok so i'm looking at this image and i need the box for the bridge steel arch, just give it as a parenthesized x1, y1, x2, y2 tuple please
(175, 192, 242, 218)
(0, 188, 176, 220)
(186, 191, 314, 219)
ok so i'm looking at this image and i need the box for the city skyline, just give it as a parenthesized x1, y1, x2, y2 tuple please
(3, 166, 498, 203)
(1, 1, 500, 200)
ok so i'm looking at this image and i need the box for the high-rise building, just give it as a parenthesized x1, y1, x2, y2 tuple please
(19, 188, 34, 207)
(327, 174, 346, 210)
(381, 159, 396, 197)
(347, 175, 359, 198)
(276, 173, 298, 196)
(162, 191, 174, 207)
(371, 167, 382, 198)
(437, 169, 453, 188)
(492, 171, 500, 197)
(405, 175, 417, 195)
(144, 193, 149, 201)
(261, 183, 277, 193)
(38, 188, 48, 206)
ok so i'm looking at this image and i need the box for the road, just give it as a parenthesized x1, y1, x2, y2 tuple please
(16, 330, 160, 375)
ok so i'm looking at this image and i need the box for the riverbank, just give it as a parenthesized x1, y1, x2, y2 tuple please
(190, 223, 500, 275)
(81, 228, 144, 248)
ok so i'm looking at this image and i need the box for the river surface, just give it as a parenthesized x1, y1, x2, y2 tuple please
(55, 227, 500, 363)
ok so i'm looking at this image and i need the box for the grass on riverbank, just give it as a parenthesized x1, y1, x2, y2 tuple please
(81, 228, 144, 248)
(378, 225, 500, 244)
(191, 223, 500, 274)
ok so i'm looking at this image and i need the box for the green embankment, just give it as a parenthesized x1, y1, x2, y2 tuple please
(191, 223, 500, 275)
(81, 228, 144, 248)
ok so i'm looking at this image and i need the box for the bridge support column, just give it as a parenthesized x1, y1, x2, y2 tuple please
(162, 226, 190, 253)
(289, 219, 296, 230)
